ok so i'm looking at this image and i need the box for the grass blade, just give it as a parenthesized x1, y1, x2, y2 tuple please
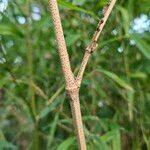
(47, 112, 59, 148)
(98, 69, 133, 91)
(57, 137, 75, 150)
(58, 0, 98, 19)
(130, 33, 150, 59)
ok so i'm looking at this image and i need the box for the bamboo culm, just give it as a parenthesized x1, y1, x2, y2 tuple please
(49, 0, 116, 149)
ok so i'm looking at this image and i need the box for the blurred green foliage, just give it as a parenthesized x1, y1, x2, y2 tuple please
(0, 0, 150, 149)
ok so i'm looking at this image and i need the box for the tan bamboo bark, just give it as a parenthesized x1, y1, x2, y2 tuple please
(49, 0, 86, 149)
(76, 0, 117, 87)
(49, 0, 75, 89)
(69, 89, 86, 150)
(49, 0, 116, 149)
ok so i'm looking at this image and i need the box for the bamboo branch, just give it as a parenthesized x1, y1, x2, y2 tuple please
(76, 0, 117, 87)
(49, 0, 76, 90)
(49, 0, 116, 149)
(49, 0, 86, 149)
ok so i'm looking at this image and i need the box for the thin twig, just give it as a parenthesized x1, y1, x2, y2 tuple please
(76, 0, 117, 87)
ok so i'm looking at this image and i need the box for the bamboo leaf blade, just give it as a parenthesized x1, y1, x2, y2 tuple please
(57, 137, 75, 150)
(97, 69, 133, 91)
(57, 0, 98, 19)
(130, 33, 150, 59)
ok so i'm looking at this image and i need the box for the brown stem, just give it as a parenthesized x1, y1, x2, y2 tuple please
(49, 0, 116, 149)
(49, 0, 86, 149)
(76, 0, 117, 87)
(69, 89, 86, 150)
(49, 0, 75, 89)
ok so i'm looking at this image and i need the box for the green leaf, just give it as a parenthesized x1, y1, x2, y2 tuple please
(0, 140, 17, 150)
(100, 129, 117, 142)
(100, 125, 121, 150)
(0, 24, 23, 37)
(127, 91, 134, 121)
(57, 137, 75, 150)
(93, 136, 109, 150)
(112, 126, 121, 150)
(0, 14, 24, 37)
(0, 130, 5, 140)
(0, 77, 7, 88)
(13, 79, 47, 100)
(98, 69, 133, 91)
(58, 0, 98, 19)
(92, 136, 109, 150)
(130, 33, 150, 59)
(73, 0, 86, 6)
(118, 6, 130, 34)
(36, 97, 61, 120)
(130, 72, 147, 79)
(47, 112, 59, 148)
(47, 85, 65, 105)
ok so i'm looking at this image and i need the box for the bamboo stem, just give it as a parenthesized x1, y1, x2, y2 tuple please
(49, 0, 86, 149)
(49, 0, 75, 90)
(49, 0, 116, 149)
(25, 1, 39, 149)
(69, 90, 86, 150)
(76, 0, 117, 87)
(25, 0, 36, 117)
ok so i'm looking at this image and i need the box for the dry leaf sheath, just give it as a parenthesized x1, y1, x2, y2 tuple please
(49, 0, 116, 149)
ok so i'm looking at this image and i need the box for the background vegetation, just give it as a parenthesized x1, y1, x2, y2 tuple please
(0, 0, 150, 149)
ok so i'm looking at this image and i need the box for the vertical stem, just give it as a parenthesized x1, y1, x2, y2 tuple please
(26, 31, 36, 116)
(69, 91, 86, 150)
(25, 0, 36, 117)
(49, 0, 86, 149)
(123, 46, 130, 82)
(122, 43, 134, 121)
(33, 122, 39, 150)
(49, 0, 75, 89)
(25, 1, 39, 149)
(49, 0, 116, 149)
(26, 18, 39, 150)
